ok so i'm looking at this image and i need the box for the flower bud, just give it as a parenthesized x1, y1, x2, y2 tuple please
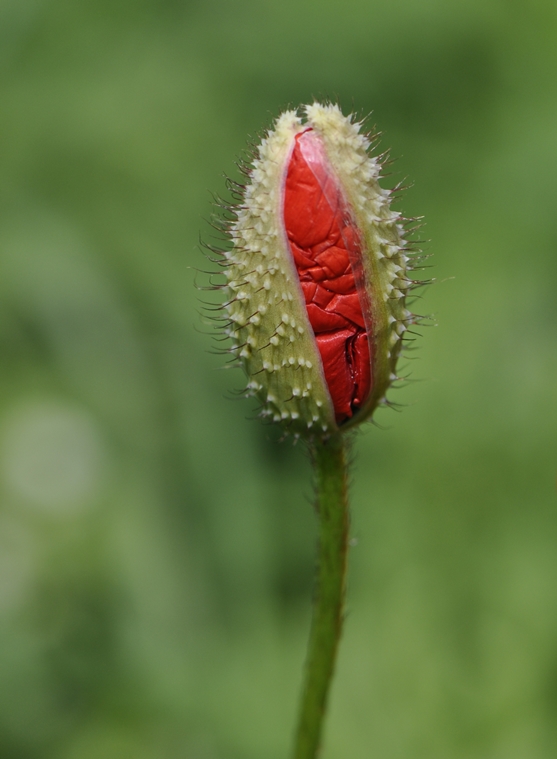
(219, 103, 419, 437)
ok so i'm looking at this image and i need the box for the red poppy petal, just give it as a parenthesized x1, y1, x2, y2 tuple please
(284, 129, 373, 422)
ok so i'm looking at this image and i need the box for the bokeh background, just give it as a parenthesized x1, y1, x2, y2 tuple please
(1, 1, 556, 757)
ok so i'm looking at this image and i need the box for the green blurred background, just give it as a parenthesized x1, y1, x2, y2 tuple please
(1, 1, 556, 757)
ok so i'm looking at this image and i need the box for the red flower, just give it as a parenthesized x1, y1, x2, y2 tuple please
(221, 103, 421, 437)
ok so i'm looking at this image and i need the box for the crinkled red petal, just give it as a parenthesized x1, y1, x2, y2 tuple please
(284, 129, 372, 424)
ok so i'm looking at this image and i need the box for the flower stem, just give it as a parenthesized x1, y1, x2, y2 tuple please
(293, 432, 350, 759)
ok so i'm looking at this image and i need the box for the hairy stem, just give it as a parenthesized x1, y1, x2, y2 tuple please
(293, 433, 350, 759)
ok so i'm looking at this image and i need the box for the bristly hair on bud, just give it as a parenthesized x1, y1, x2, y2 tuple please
(204, 102, 428, 440)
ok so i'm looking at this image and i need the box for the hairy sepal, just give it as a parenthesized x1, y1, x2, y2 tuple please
(226, 112, 337, 436)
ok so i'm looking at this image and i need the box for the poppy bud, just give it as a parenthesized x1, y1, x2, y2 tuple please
(219, 103, 419, 437)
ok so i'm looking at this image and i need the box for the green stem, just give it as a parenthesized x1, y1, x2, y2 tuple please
(293, 432, 350, 759)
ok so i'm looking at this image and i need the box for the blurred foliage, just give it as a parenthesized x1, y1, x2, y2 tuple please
(0, 1, 556, 757)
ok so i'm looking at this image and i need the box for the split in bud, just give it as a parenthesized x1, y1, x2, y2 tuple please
(213, 103, 424, 437)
